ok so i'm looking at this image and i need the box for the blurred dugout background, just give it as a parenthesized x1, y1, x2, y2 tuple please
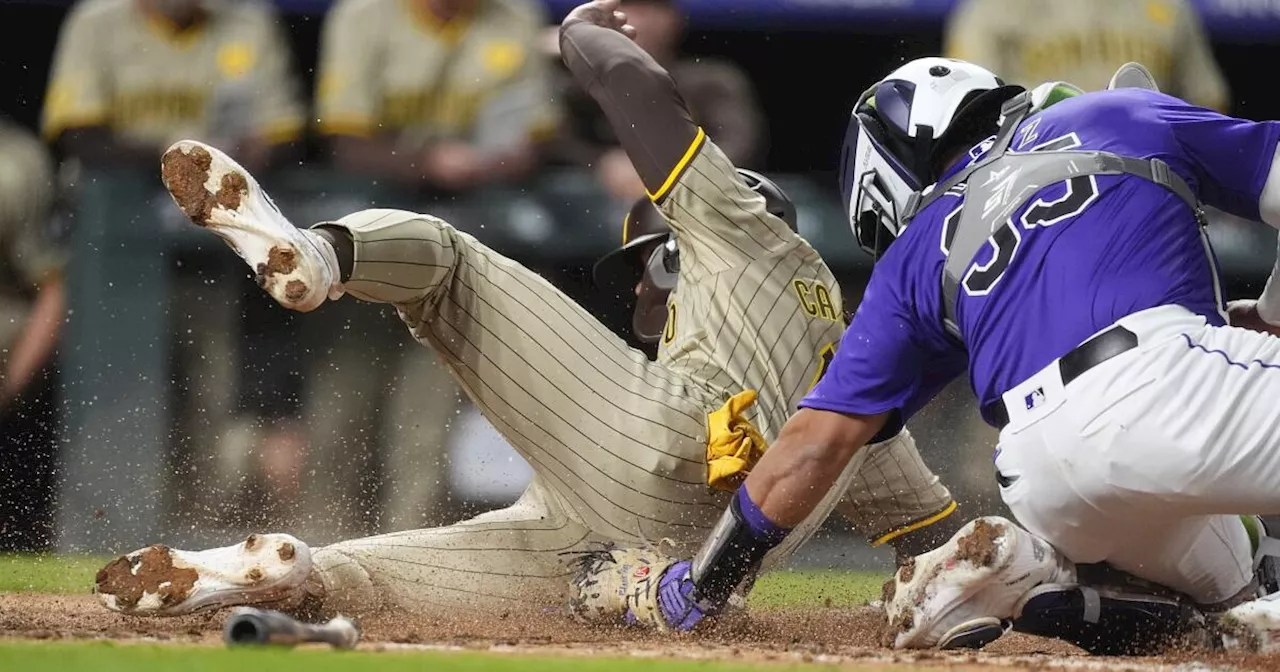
(1, 0, 1279, 570)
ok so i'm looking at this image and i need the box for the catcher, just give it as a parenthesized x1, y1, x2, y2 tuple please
(93, 0, 959, 619)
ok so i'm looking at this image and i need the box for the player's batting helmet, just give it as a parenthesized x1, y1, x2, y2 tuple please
(594, 168, 797, 343)
(840, 57, 1022, 257)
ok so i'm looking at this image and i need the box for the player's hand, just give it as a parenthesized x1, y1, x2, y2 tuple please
(562, 0, 637, 40)
(420, 142, 485, 190)
(1227, 299, 1280, 338)
(652, 560, 708, 631)
(567, 545, 707, 631)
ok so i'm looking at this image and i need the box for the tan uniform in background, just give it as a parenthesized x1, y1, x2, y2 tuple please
(0, 121, 60, 384)
(304, 0, 560, 537)
(945, 0, 1229, 111)
(317, 0, 558, 151)
(0, 118, 63, 552)
(43, 0, 304, 147)
(42, 0, 308, 532)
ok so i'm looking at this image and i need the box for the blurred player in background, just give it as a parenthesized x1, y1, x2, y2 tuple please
(0, 118, 62, 553)
(92, 0, 960, 621)
(548, 0, 765, 202)
(308, 0, 562, 533)
(945, 0, 1229, 111)
(42, 0, 310, 526)
(316, 0, 558, 189)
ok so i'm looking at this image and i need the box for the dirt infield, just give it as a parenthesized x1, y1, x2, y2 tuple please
(3, 593, 1277, 670)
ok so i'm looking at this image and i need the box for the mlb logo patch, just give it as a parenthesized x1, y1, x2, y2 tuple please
(633, 566, 650, 579)
(1024, 387, 1046, 410)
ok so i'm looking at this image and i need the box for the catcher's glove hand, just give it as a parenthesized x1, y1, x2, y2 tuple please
(566, 543, 706, 631)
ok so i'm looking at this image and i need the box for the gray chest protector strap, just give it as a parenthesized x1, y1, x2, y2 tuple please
(903, 92, 1207, 340)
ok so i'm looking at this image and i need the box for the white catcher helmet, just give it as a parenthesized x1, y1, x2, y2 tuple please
(839, 57, 1022, 256)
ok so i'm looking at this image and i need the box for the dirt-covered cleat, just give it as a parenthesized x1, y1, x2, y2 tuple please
(1221, 592, 1280, 653)
(95, 533, 312, 616)
(883, 516, 1075, 649)
(160, 140, 341, 311)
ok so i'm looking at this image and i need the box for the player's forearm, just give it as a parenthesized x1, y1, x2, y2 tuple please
(744, 408, 886, 526)
(559, 19, 698, 196)
(687, 408, 888, 609)
(2, 277, 64, 403)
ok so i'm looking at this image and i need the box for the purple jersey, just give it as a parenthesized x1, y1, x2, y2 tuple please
(803, 89, 1280, 426)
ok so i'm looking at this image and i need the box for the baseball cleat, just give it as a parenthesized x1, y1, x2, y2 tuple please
(1221, 592, 1280, 653)
(95, 533, 312, 616)
(882, 516, 1074, 649)
(160, 140, 341, 311)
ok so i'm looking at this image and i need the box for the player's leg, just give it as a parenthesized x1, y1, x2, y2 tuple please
(139, 140, 720, 617)
(313, 207, 720, 546)
(835, 429, 962, 561)
(157, 139, 715, 542)
(93, 475, 600, 618)
(302, 475, 602, 617)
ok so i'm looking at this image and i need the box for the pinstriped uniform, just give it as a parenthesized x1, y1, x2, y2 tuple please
(303, 135, 951, 617)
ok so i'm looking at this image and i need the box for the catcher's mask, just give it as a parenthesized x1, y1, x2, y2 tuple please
(593, 170, 798, 344)
(840, 57, 1021, 258)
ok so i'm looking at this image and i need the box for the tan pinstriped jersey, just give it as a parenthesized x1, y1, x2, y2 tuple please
(42, 0, 304, 146)
(0, 120, 60, 368)
(655, 131, 846, 447)
(316, 0, 558, 150)
(945, 0, 1229, 111)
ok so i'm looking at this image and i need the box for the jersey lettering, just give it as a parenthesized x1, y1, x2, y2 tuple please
(662, 301, 677, 344)
(961, 133, 1098, 296)
(792, 279, 841, 322)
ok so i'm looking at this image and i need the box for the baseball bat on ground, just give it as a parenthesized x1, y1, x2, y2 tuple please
(222, 607, 361, 649)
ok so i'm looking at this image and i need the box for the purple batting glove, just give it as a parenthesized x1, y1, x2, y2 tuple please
(656, 561, 706, 631)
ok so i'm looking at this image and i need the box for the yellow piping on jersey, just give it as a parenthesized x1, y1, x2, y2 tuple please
(705, 389, 767, 491)
(41, 108, 108, 141)
(648, 127, 706, 203)
(870, 500, 959, 547)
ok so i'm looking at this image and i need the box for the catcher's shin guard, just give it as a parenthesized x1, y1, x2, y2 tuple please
(1011, 569, 1209, 656)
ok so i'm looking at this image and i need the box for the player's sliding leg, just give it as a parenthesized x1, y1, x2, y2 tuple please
(159, 139, 717, 545)
(137, 140, 724, 617)
(95, 477, 599, 617)
(301, 476, 601, 617)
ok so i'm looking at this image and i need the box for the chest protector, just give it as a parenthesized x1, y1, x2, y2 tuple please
(901, 92, 1208, 341)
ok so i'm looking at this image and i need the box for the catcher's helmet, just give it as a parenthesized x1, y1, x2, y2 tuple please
(593, 169, 797, 343)
(840, 57, 1022, 258)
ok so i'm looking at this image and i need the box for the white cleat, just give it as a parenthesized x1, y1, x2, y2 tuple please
(1221, 592, 1280, 652)
(160, 140, 341, 312)
(95, 533, 312, 616)
(883, 516, 1074, 650)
